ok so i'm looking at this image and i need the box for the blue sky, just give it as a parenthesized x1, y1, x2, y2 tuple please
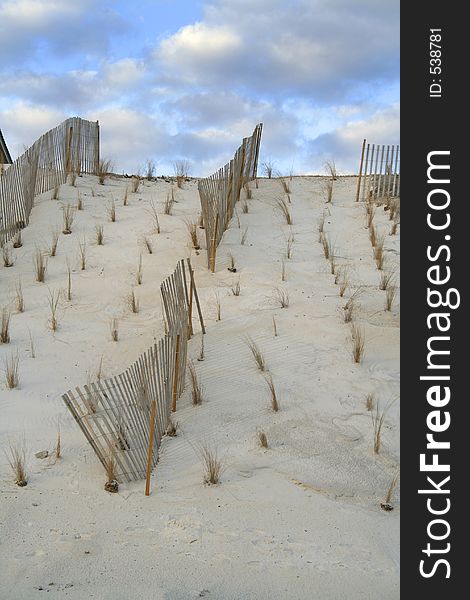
(0, 0, 399, 176)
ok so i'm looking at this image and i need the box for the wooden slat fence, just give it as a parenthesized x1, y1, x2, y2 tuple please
(356, 139, 400, 202)
(198, 123, 263, 271)
(62, 258, 205, 484)
(0, 117, 99, 246)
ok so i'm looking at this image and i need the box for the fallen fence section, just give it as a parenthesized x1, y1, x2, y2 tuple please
(356, 139, 400, 202)
(62, 259, 204, 484)
(198, 123, 263, 271)
(0, 117, 99, 246)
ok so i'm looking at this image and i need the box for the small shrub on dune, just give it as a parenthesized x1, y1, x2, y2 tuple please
(5, 441, 27, 486)
(1, 307, 11, 343)
(262, 160, 275, 179)
(145, 159, 156, 181)
(33, 248, 47, 282)
(245, 336, 267, 372)
(264, 373, 279, 412)
(324, 159, 338, 181)
(174, 160, 190, 188)
(4, 352, 20, 389)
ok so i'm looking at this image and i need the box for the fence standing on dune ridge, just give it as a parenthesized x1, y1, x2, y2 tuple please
(356, 138, 400, 202)
(198, 123, 263, 271)
(0, 117, 99, 246)
(62, 259, 205, 487)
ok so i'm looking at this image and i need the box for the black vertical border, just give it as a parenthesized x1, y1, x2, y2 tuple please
(401, 2, 465, 596)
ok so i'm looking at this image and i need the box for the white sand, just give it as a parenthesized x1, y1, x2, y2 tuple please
(0, 175, 399, 599)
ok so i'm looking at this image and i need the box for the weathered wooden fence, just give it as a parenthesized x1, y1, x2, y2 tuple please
(0, 117, 99, 246)
(356, 139, 400, 202)
(62, 258, 205, 485)
(198, 124, 263, 271)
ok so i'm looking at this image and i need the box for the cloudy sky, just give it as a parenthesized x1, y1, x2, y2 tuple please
(0, 0, 399, 176)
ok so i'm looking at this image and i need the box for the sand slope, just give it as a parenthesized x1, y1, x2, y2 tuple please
(0, 175, 399, 599)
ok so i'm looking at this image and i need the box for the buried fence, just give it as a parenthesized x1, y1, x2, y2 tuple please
(356, 139, 400, 202)
(0, 117, 99, 246)
(198, 123, 263, 271)
(62, 258, 205, 487)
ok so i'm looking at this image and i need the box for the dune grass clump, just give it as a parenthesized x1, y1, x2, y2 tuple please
(107, 200, 116, 223)
(95, 224, 104, 246)
(374, 235, 386, 270)
(214, 291, 221, 321)
(379, 270, 395, 291)
(136, 254, 143, 285)
(381, 471, 400, 511)
(274, 196, 293, 225)
(164, 189, 175, 215)
(1, 307, 11, 343)
(65, 259, 72, 301)
(264, 373, 279, 412)
(4, 352, 19, 389)
(245, 336, 267, 372)
(371, 398, 396, 454)
(5, 441, 27, 486)
(385, 284, 397, 311)
(338, 268, 349, 297)
(78, 238, 87, 270)
(51, 184, 60, 200)
(144, 237, 153, 254)
(12, 229, 22, 249)
(366, 392, 375, 411)
(350, 323, 365, 363)
(262, 160, 275, 179)
(166, 419, 178, 437)
(110, 318, 119, 342)
(324, 179, 334, 203)
(369, 222, 377, 247)
(15, 281, 24, 313)
(320, 232, 333, 260)
(50, 228, 60, 256)
(126, 290, 140, 314)
(240, 227, 248, 245)
(97, 158, 113, 185)
(2, 244, 13, 267)
(130, 176, 140, 193)
(76, 192, 83, 211)
(231, 279, 241, 296)
(174, 160, 189, 188)
(325, 159, 338, 180)
(103, 450, 118, 492)
(188, 361, 204, 405)
(280, 177, 291, 194)
(258, 431, 268, 448)
(185, 219, 200, 250)
(317, 212, 326, 241)
(147, 199, 161, 234)
(241, 199, 249, 214)
(62, 204, 75, 234)
(286, 230, 294, 259)
(199, 444, 224, 485)
(273, 287, 289, 308)
(47, 289, 60, 331)
(33, 248, 47, 282)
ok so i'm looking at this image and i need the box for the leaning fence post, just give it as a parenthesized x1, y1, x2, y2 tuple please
(188, 271, 194, 338)
(145, 399, 157, 496)
(356, 138, 366, 202)
(171, 334, 181, 412)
